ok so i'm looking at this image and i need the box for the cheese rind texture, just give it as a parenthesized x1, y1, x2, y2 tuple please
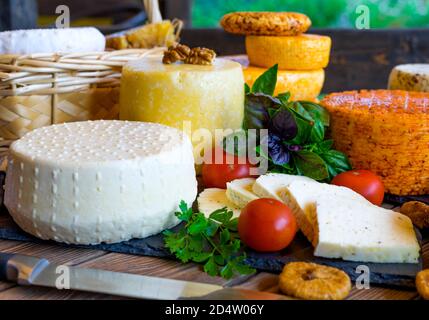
(119, 58, 245, 159)
(243, 66, 325, 100)
(388, 64, 429, 92)
(246, 34, 331, 70)
(4, 121, 197, 245)
(0, 28, 105, 54)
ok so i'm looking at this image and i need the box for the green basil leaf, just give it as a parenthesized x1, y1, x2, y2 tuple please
(320, 149, 352, 179)
(293, 150, 329, 181)
(300, 101, 330, 126)
(252, 64, 278, 96)
(244, 83, 251, 94)
(309, 120, 325, 143)
(317, 139, 334, 152)
(289, 102, 314, 122)
(277, 92, 291, 105)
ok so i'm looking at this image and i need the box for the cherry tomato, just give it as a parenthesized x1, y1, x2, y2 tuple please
(202, 147, 253, 189)
(331, 170, 385, 206)
(238, 198, 297, 252)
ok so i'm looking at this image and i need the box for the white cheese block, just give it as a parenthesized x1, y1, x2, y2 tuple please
(285, 180, 420, 263)
(198, 188, 241, 218)
(0, 28, 105, 54)
(388, 64, 429, 92)
(4, 120, 197, 245)
(226, 178, 258, 208)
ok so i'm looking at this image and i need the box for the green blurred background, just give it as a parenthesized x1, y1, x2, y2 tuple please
(192, 0, 429, 28)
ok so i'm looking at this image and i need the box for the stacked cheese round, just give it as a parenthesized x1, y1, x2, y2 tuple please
(4, 121, 198, 245)
(244, 34, 331, 101)
(119, 57, 245, 159)
(321, 90, 429, 196)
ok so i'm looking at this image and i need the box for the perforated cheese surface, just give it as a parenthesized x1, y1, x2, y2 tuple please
(5, 121, 198, 245)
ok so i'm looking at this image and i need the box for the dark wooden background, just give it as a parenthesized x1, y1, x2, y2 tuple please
(181, 28, 429, 92)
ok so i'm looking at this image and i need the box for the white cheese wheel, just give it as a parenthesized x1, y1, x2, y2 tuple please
(4, 120, 197, 245)
(0, 28, 105, 54)
(388, 64, 429, 92)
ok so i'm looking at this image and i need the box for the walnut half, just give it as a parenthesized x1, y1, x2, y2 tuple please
(163, 44, 216, 66)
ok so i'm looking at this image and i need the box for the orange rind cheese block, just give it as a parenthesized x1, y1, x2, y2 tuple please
(321, 90, 429, 196)
(246, 34, 332, 70)
(243, 66, 324, 100)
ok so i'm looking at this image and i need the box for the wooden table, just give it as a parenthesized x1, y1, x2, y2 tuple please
(0, 205, 426, 300)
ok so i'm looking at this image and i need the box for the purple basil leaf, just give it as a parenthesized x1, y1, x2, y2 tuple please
(244, 93, 281, 130)
(266, 134, 290, 165)
(269, 108, 298, 141)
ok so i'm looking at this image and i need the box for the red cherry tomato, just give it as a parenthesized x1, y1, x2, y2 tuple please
(202, 147, 253, 189)
(331, 170, 385, 206)
(238, 198, 297, 252)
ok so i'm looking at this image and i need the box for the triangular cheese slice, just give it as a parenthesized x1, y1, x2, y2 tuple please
(226, 178, 258, 208)
(284, 180, 420, 264)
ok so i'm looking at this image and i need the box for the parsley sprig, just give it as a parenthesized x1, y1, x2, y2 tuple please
(163, 201, 256, 279)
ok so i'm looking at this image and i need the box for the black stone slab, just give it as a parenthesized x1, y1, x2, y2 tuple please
(0, 212, 423, 289)
(0, 172, 423, 288)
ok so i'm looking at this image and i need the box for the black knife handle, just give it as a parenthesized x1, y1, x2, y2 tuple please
(0, 253, 14, 281)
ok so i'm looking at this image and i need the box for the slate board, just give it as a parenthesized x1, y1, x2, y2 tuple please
(0, 172, 424, 288)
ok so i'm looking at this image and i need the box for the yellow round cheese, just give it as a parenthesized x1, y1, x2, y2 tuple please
(120, 57, 245, 161)
(243, 66, 324, 100)
(246, 34, 332, 70)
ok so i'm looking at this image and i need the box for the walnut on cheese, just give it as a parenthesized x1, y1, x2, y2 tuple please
(163, 43, 217, 65)
(4, 121, 198, 245)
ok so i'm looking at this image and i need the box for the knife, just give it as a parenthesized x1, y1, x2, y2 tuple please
(0, 253, 291, 300)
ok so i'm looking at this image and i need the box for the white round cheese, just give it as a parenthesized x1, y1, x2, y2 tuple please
(388, 64, 429, 92)
(0, 27, 106, 54)
(4, 121, 197, 245)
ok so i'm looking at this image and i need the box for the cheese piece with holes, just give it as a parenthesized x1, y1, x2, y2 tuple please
(4, 120, 197, 245)
(119, 57, 245, 160)
(226, 178, 258, 208)
(0, 28, 105, 54)
(198, 188, 241, 218)
(252, 173, 317, 243)
(284, 180, 420, 263)
(388, 64, 429, 92)
(243, 66, 325, 100)
(246, 34, 331, 70)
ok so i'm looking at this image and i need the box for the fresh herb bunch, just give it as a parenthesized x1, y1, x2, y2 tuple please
(240, 64, 351, 181)
(163, 201, 256, 279)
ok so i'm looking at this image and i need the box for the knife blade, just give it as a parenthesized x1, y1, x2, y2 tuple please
(0, 253, 291, 300)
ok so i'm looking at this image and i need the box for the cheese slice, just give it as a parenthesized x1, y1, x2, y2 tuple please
(388, 64, 429, 92)
(252, 174, 317, 243)
(4, 121, 197, 245)
(198, 188, 241, 218)
(0, 28, 105, 54)
(243, 66, 324, 100)
(284, 180, 420, 263)
(226, 178, 258, 208)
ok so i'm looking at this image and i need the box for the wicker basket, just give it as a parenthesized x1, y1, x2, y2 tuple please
(0, 48, 164, 149)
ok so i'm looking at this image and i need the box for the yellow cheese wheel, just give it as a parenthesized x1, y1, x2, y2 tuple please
(243, 66, 325, 100)
(120, 57, 245, 161)
(246, 34, 332, 70)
